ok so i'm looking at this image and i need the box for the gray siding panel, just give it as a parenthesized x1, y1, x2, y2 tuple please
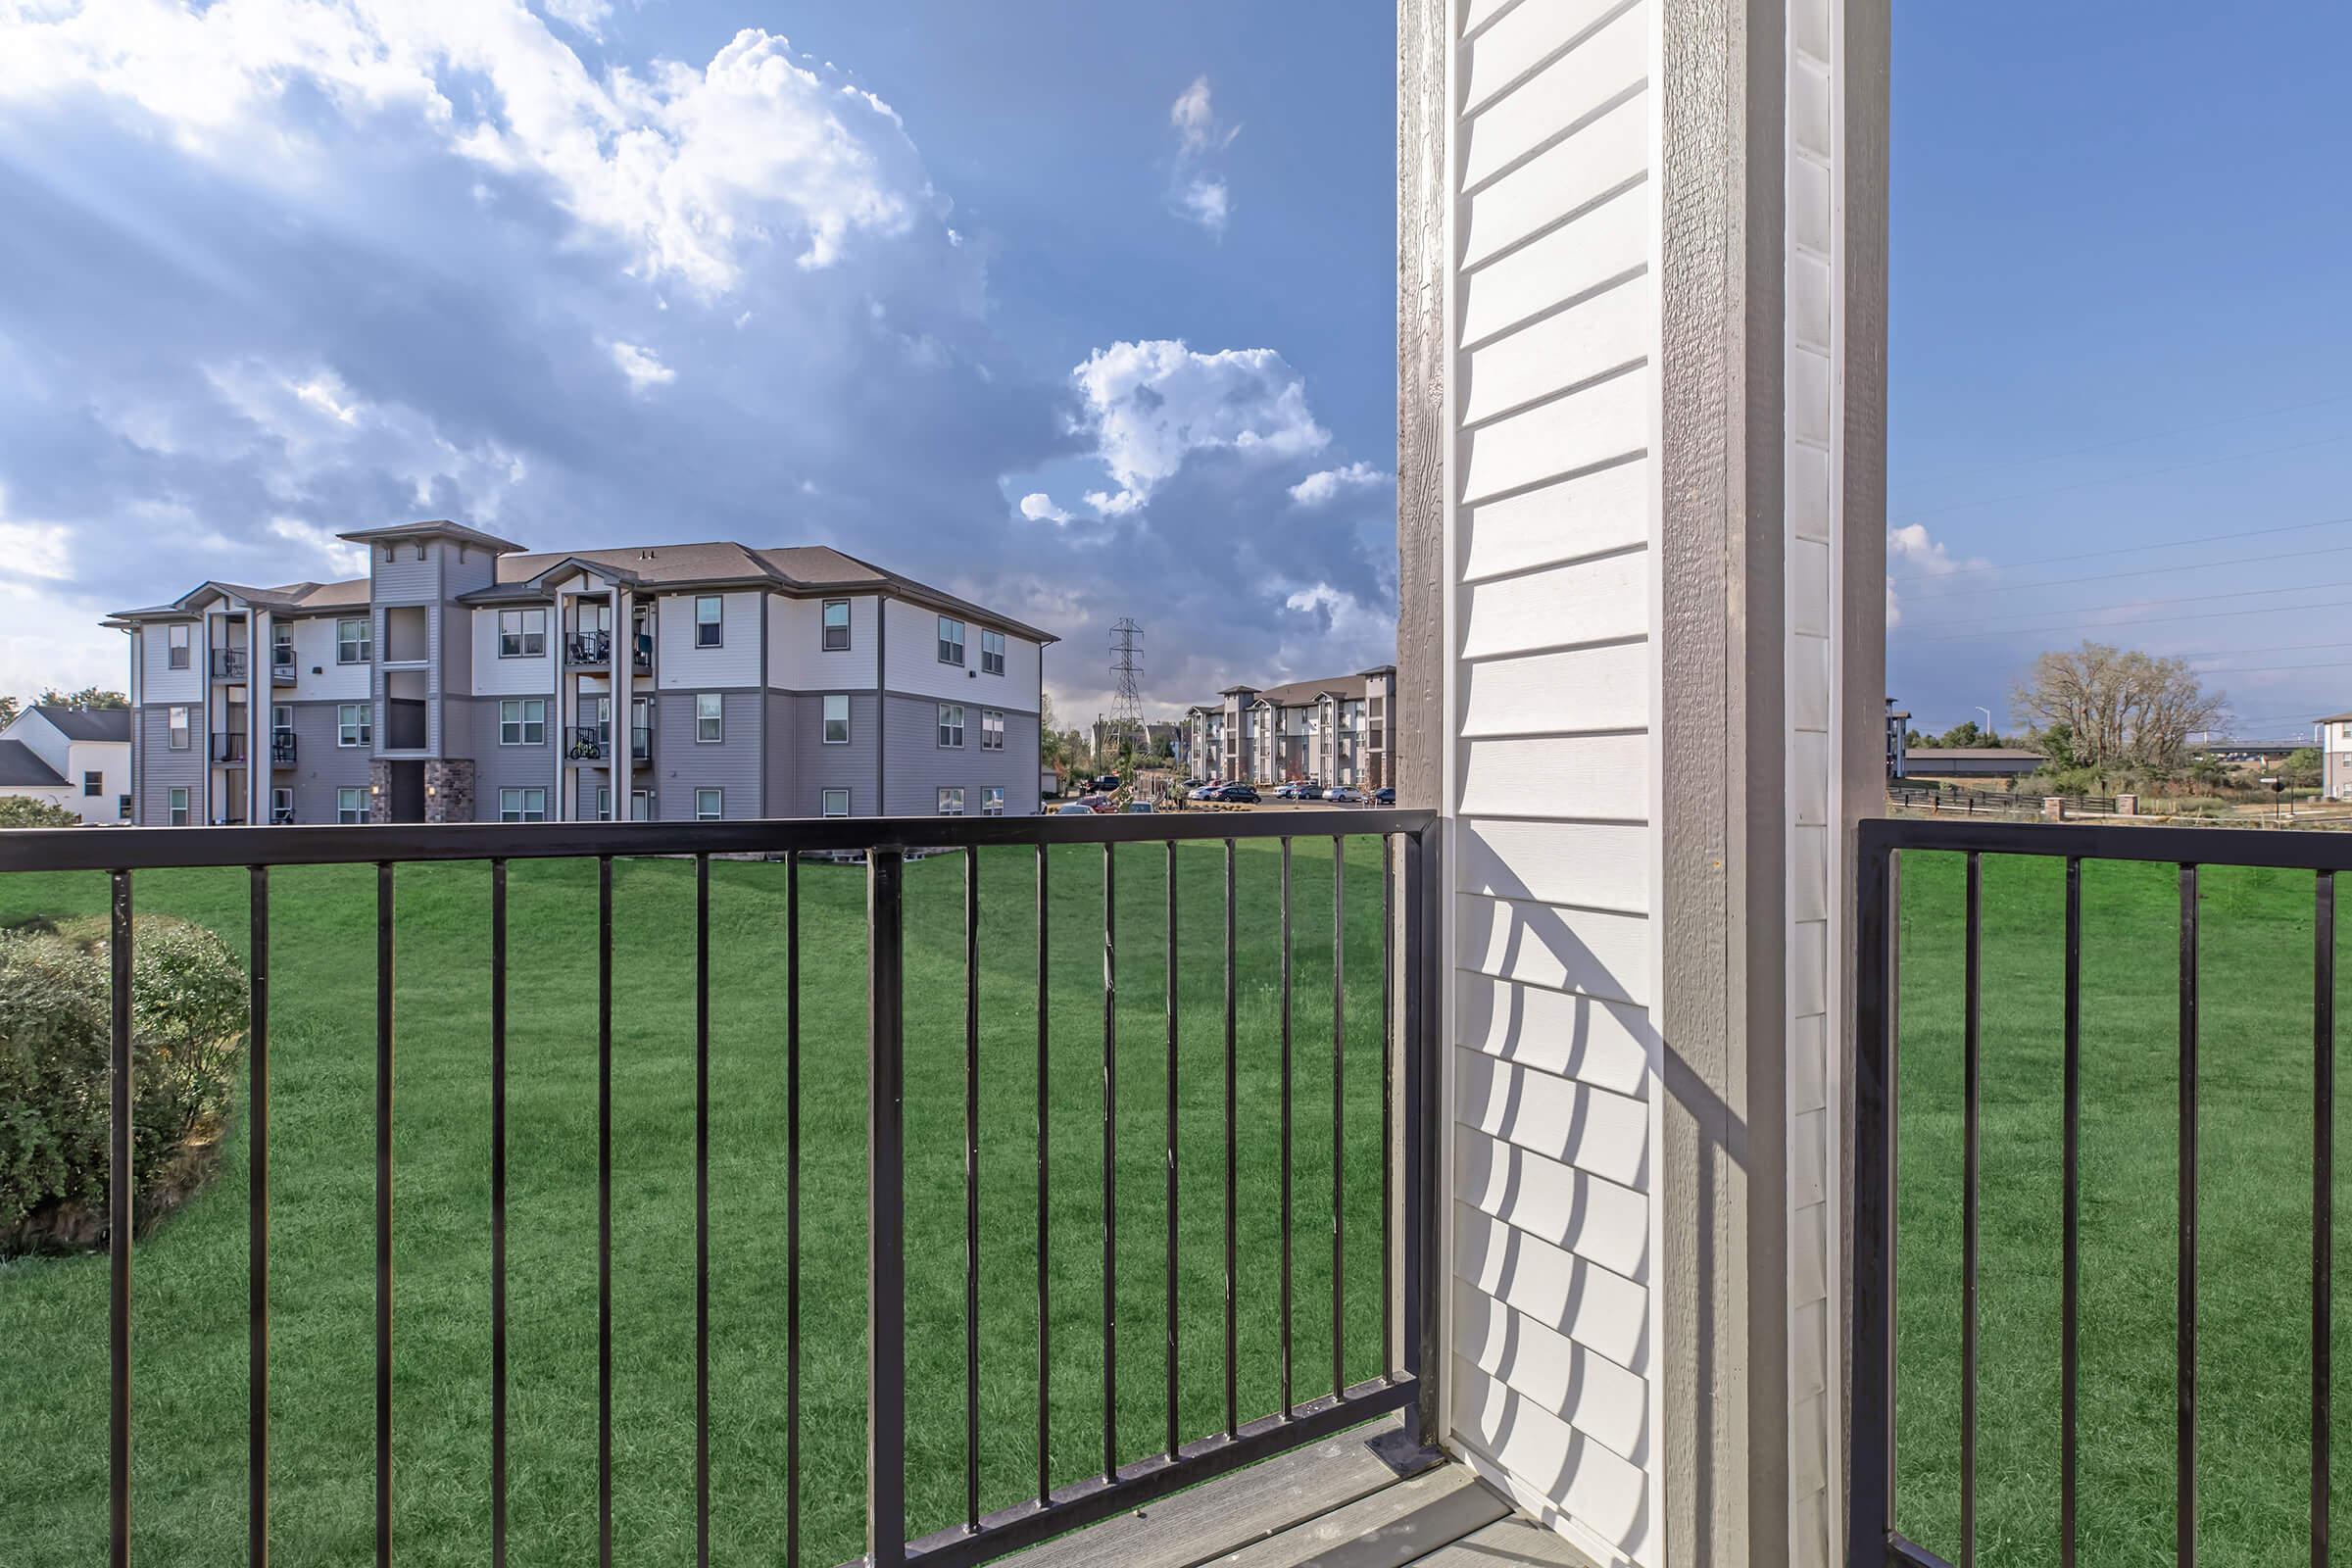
(789, 692, 878, 816)
(653, 690, 760, 820)
(468, 696, 557, 822)
(881, 695, 1039, 816)
(278, 701, 371, 822)
(137, 706, 204, 824)
(762, 693, 799, 817)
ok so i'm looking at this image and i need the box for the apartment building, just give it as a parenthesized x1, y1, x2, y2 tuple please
(108, 522, 1054, 825)
(0, 705, 131, 823)
(1182, 665, 1396, 788)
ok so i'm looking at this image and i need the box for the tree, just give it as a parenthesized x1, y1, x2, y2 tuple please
(2281, 747, 2324, 789)
(1929, 719, 1997, 750)
(0, 798, 82, 829)
(2011, 643, 2226, 773)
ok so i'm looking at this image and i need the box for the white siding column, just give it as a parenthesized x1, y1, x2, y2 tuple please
(1401, 0, 1886, 1562)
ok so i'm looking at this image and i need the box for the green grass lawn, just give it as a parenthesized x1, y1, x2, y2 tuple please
(1893, 851, 2350, 1567)
(0, 837, 1396, 1567)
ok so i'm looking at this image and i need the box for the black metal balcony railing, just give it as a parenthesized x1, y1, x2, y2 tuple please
(632, 637, 654, 674)
(211, 649, 249, 680)
(269, 731, 296, 766)
(1850, 817, 2344, 1568)
(210, 733, 247, 763)
(564, 725, 608, 761)
(565, 631, 612, 666)
(0, 808, 1440, 1568)
(270, 808, 296, 825)
(630, 724, 652, 762)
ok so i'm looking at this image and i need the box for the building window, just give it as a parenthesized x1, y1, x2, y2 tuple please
(338, 704, 370, 748)
(822, 788, 850, 817)
(168, 786, 191, 825)
(119, 794, 132, 820)
(382, 545, 396, 564)
(696, 693, 723, 743)
(414, 543, 427, 562)
(271, 623, 294, 670)
(168, 706, 191, 750)
(821, 599, 852, 651)
(498, 609, 547, 658)
(823, 693, 851, 744)
(981, 786, 1005, 816)
(696, 788, 723, 821)
(595, 784, 612, 822)
(82, 770, 103, 797)
(499, 699, 546, 746)
(981, 629, 1005, 675)
(937, 704, 964, 748)
(981, 710, 1005, 751)
(630, 789, 655, 820)
(937, 787, 964, 816)
(166, 624, 191, 669)
(270, 787, 294, 823)
(499, 787, 548, 823)
(696, 595, 723, 648)
(937, 616, 965, 666)
(337, 617, 371, 663)
(337, 787, 368, 825)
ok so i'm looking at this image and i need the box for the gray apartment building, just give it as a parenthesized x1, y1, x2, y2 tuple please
(109, 522, 1055, 825)
(1182, 665, 1396, 789)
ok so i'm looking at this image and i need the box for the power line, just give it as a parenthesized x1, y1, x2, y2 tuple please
(1897, 596, 2352, 644)
(1902, 574, 2352, 636)
(1890, 428, 2352, 526)
(1889, 513, 2352, 584)
(1896, 535, 2352, 605)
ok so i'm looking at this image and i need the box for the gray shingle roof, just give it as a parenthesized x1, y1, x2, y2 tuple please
(0, 740, 69, 787)
(31, 706, 130, 743)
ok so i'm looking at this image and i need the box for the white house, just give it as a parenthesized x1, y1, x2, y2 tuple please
(0, 705, 132, 823)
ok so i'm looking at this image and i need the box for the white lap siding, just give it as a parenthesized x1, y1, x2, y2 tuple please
(1446, 2, 1659, 1561)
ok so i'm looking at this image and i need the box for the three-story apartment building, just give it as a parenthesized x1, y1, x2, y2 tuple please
(1182, 665, 1396, 788)
(109, 523, 1054, 824)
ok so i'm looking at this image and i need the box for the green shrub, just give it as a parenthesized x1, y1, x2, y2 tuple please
(0, 797, 81, 829)
(0, 917, 247, 1250)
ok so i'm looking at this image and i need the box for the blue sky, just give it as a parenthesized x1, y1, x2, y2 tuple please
(2, 4, 2345, 740)
(0, 0, 1396, 721)
(1890, 6, 2352, 739)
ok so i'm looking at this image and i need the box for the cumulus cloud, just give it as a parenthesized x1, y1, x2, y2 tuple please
(1289, 462, 1388, 508)
(267, 516, 369, 576)
(0, 4, 935, 290)
(609, 340, 675, 392)
(1885, 521, 1988, 628)
(1167, 74, 1238, 232)
(1069, 340, 1328, 510)
(1018, 492, 1072, 524)
(541, 0, 612, 41)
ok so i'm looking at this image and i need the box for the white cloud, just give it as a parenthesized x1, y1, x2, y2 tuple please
(1288, 461, 1387, 507)
(291, 374, 362, 425)
(267, 516, 368, 577)
(1170, 76, 1217, 152)
(1885, 522, 1984, 629)
(541, 0, 611, 41)
(1068, 339, 1328, 511)
(0, 489, 73, 582)
(1180, 177, 1229, 234)
(1276, 581, 1395, 668)
(1018, 492, 1072, 524)
(609, 340, 675, 392)
(0, 5, 934, 291)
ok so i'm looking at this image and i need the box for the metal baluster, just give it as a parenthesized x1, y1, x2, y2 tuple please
(1280, 837, 1294, 1417)
(110, 869, 132, 1568)
(1332, 837, 1346, 1398)
(598, 856, 613, 1568)
(491, 861, 509, 1568)
(1223, 838, 1239, 1440)
(2317, 869, 2334, 1568)
(868, 849, 907, 1568)
(695, 854, 711, 1568)
(787, 851, 804, 1566)
(1036, 842, 1053, 1506)
(1962, 852, 1981, 1568)
(1102, 843, 1118, 1480)
(2062, 857, 2081, 1568)
(250, 866, 270, 1567)
(1164, 840, 1179, 1458)
(377, 861, 394, 1568)
(965, 847, 982, 1531)
(2180, 862, 2200, 1568)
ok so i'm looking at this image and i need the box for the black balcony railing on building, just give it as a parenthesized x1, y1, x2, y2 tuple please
(270, 808, 296, 825)
(269, 731, 296, 766)
(565, 630, 612, 666)
(0, 808, 1441, 1568)
(211, 649, 249, 680)
(210, 733, 247, 763)
(630, 724, 652, 762)
(1850, 817, 2343, 1568)
(564, 725, 608, 761)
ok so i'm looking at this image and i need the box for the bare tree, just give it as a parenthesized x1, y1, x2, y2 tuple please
(2011, 643, 2225, 772)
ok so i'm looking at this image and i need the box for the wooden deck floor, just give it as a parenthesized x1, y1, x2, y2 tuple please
(1001, 1419, 1592, 1568)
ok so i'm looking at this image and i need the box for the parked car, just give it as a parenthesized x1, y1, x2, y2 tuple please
(1124, 801, 1154, 813)
(1054, 802, 1095, 815)
(1094, 774, 1121, 791)
(1212, 784, 1259, 804)
(1323, 786, 1364, 804)
(1373, 787, 1396, 805)
(1190, 785, 1222, 801)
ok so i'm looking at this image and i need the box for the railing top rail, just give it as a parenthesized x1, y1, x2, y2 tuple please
(0, 807, 1434, 873)
(1864, 813, 2352, 871)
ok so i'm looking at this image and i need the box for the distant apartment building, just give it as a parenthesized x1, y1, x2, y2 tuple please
(1182, 666, 1396, 789)
(109, 522, 1054, 826)
(0, 705, 131, 823)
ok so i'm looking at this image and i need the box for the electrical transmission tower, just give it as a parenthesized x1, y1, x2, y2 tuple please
(1108, 617, 1147, 758)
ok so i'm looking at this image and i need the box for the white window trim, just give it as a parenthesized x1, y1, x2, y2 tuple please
(938, 703, 964, 749)
(981, 628, 1006, 676)
(823, 693, 851, 745)
(695, 594, 724, 648)
(696, 692, 723, 744)
(695, 788, 723, 821)
(937, 786, 965, 816)
(337, 787, 368, 825)
(499, 787, 547, 824)
(821, 598, 852, 652)
(499, 698, 546, 747)
(498, 608, 547, 659)
(822, 788, 851, 817)
(938, 615, 966, 666)
(981, 786, 1005, 816)
(337, 617, 371, 664)
(168, 707, 191, 750)
(338, 704, 371, 748)
(167, 624, 191, 669)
